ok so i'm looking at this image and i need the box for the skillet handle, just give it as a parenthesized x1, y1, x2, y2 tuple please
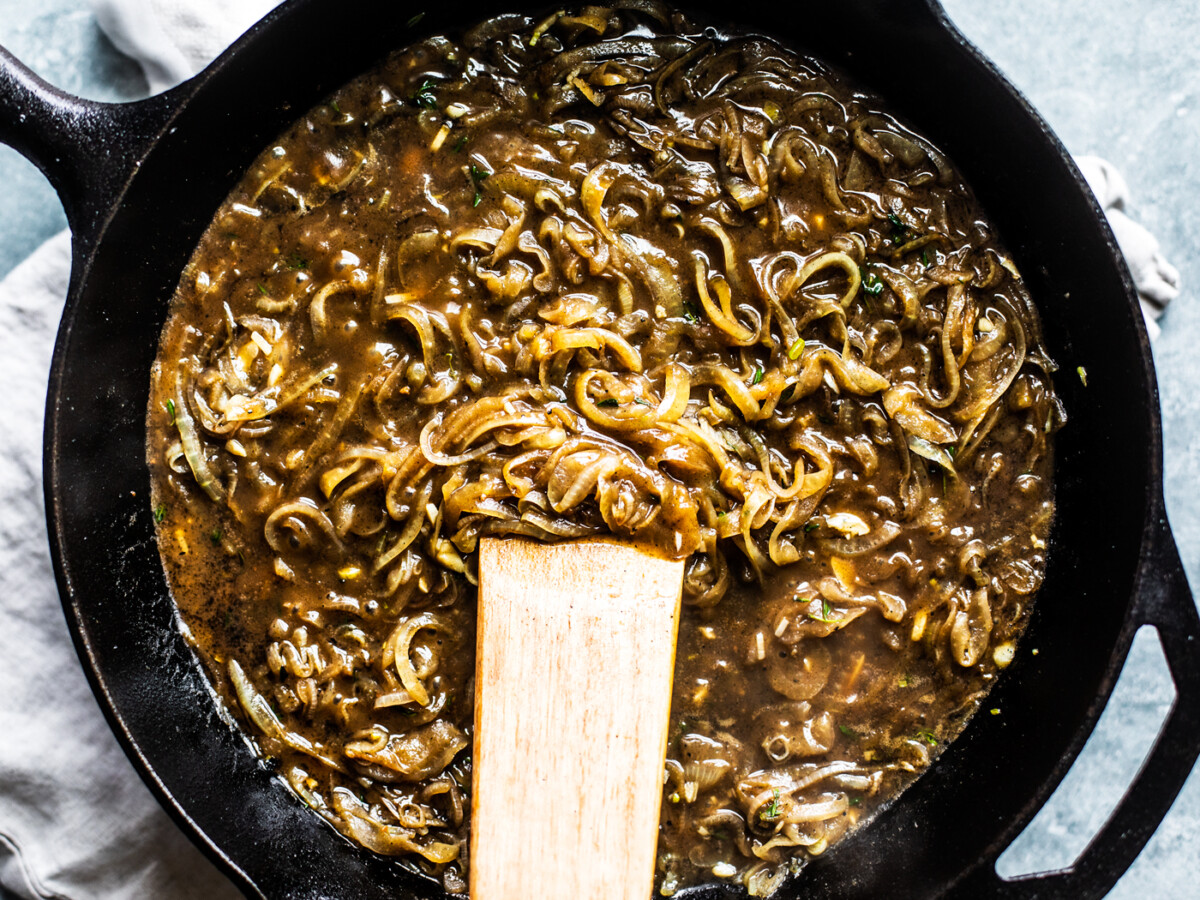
(0, 45, 178, 254)
(964, 509, 1200, 899)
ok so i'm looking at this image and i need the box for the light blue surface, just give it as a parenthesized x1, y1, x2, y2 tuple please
(0, 1, 144, 276)
(0, 1, 1197, 897)
(941, 3, 1200, 894)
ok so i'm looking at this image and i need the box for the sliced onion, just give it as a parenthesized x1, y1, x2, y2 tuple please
(175, 369, 224, 502)
(906, 434, 957, 475)
(385, 612, 442, 706)
(817, 520, 902, 558)
(420, 417, 498, 466)
(784, 794, 849, 824)
(767, 642, 831, 701)
(330, 789, 460, 863)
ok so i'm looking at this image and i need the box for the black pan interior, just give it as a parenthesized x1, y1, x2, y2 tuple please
(44, 0, 1153, 897)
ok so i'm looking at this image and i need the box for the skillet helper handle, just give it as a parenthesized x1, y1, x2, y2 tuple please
(972, 510, 1200, 899)
(0, 45, 177, 252)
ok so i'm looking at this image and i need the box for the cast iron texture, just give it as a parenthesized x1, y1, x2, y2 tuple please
(0, 0, 1195, 897)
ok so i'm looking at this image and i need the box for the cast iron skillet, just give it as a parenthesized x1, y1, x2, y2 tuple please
(0, 0, 1197, 897)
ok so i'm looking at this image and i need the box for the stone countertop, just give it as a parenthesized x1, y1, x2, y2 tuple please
(0, 1, 1196, 897)
(941, 3, 1200, 896)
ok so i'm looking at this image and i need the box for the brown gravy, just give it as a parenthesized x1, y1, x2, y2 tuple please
(148, 6, 1062, 895)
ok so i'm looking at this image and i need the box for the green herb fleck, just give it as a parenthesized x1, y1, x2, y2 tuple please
(804, 521, 819, 533)
(915, 729, 939, 746)
(922, 248, 931, 267)
(154, 505, 166, 523)
(633, 398, 652, 406)
(223, 230, 238, 240)
(257, 283, 268, 295)
(284, 252, 309, 271)
(209, 528, 222, 546)
(413, 79, 438, 110)
(808, 598, 837, 623)
(760, 788, 781, 821)
(860, 267, 884, 296)
(329, 100, 341, 114)
(166, 399, 176, 424)
(682, 301, 701, 324)
(453, 133, 469, 153)
(470, 163, 490, 207)
(751, 366, 764, 385)
(839, 724, 858, 739)
(406, 11, 425, 27)
(1077, 366, 1088, 387)
(596, 398, 620, 408)
(787, 338, 805, 360)
(848, 796, 862, 807)
(716, 510, 726, 518)
(887, 211, 908, 244)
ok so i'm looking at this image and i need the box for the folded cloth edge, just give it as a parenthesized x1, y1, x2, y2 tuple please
(90, 0, 279, 93)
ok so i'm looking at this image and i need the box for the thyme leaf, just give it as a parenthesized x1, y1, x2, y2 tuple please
(470, 163, 490, 206)
(760, 788, 782, 821)
(413, 79, 438, 110)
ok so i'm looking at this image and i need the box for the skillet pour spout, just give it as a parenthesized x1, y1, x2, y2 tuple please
(0, 0, 1196, 897)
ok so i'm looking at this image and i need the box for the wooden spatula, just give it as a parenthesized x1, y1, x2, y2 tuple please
(470, 536, 686, 900)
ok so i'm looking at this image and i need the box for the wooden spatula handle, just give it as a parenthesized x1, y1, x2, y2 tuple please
(471, 537, 685, 900)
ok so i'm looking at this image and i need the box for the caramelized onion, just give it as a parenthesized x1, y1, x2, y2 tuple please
(150, 7, 1061, 892)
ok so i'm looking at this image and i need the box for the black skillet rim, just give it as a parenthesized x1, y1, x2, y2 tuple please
(33, 0, 1195, 898)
